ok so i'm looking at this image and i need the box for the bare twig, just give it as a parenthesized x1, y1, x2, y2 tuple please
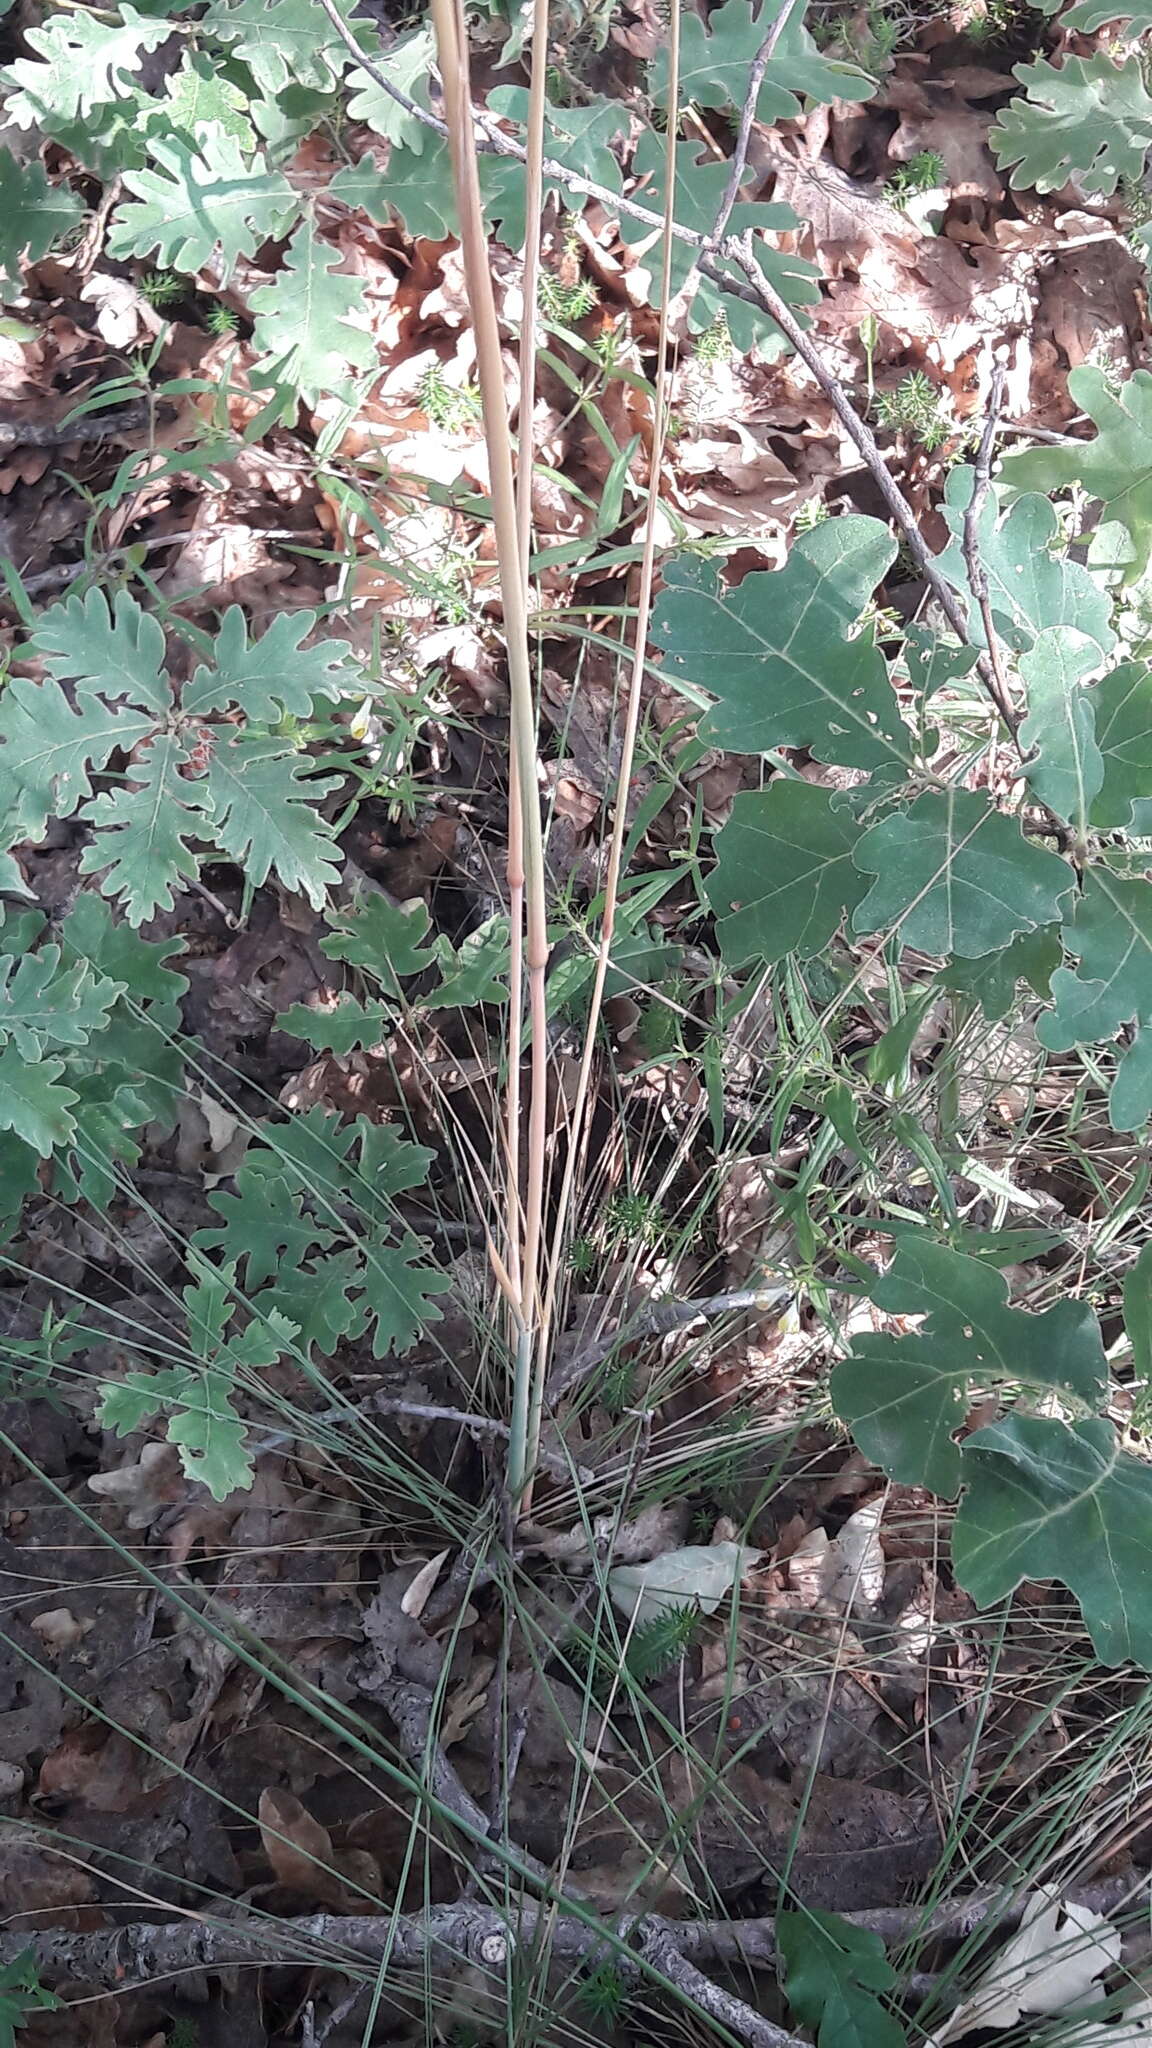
(0, 399, 149, 449)
(3, 1881, 1137, 1994)
(713, 237, 996, 681)
(699, 0, 803, 261)
(640, 1926, 801, 2048)
(961, 363, 1019, 741)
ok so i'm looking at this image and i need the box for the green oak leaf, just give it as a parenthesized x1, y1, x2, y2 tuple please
(102, 1364, 257, 1498)
(196, 1159, 334, 1290)
(426, 917, 510, 1009)
(0, 156, 82, 302)
(480, 90, 628, 250)
(652, 518, 910, 771)
(249, 215, 376, 404)
(246, 1107, 433, 1229)
(199, 0, 354, 93)
(31, 587, 169, 714)
(259, 1247, 364, 1352)
(1038, 866, 1152, 1050)
(1063, 0, 1152, 18)
(162, 51, 252, 141)
(0, 1043, 75, 1154)
(277, 995, 394, 1053)
(2, 4, 172, 127)
(0, 677, 155, 850)
(1108, 1025, 1152, 1132)
(42, 102, 152, 178)
(79, 733, 206, 925)
(708, 780, 867, 966)
(356, 1122, 438, 1202)
(358, 1233, 452, 1356)
(331, 142, 457, 242)
(163, 1367, 257, 1499)
(991, 53, 1152, 197)
(1018, 628, 1104, 833)
(251, 1105, 363, 1204)
(935, 927, 1062, 1021)
(1089, 661, 1152, 829)
(0, 947, 122, 1061)
(999, 368, 1152, 585)
(829, 1239, 1107, 1497)
(321, 894, 437, 985)
(900, 624, 976, 717)
(934, 471, 1116, 659)
(109, 132, 297, 283)
(618, 134, 819, 338)
(954, 1414, 1152, 1666)
(779, 1908, 904, 2048)
(185, 607, 354, 721)
(59, 893, 188, 1007)
(205, 736, 343, 907)
(651, 0, 874, 123)
(250, 83, 335, 158)
(0, 1133, 40, 1236)
(345, 27, 436, 148)
(852, 790, 1074, 958)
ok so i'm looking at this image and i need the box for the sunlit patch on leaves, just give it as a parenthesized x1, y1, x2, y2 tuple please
(1, 4, 173, 128)
(108, 131, 297, 282)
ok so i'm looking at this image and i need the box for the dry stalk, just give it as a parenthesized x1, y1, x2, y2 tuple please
(537, 0, 682, 1393)
(500, 0, 550, 1327)
(429, 0, 550, 1503)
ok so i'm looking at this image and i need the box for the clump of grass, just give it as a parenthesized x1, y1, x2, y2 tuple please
(886, 148, 946, 205)
(874, 370, 953, 451)
(418, 361, 484, 432)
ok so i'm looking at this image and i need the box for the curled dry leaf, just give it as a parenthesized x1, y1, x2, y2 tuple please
(930, 1889, 1122, 2045)
(1064, 1997, 1152, 2048)
(401, 1547, 451, 1620)
(258, 1786, 375, 1910)
(608, 1540, 763, 1629)
(29, 1608, 90, 1652)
